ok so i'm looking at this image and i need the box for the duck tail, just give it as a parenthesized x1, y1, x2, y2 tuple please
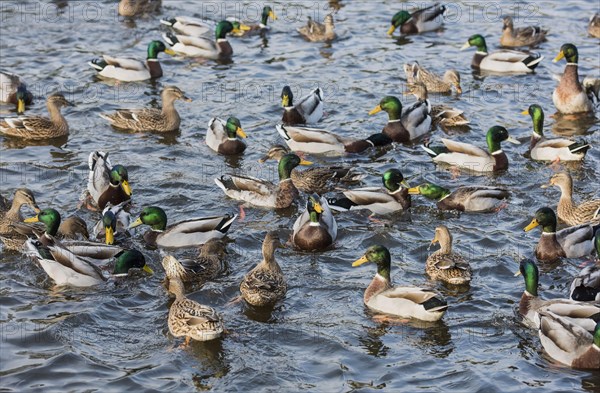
(568, 141, 591, 155)
(421, 295, 448, 312)
(159, 18, 176, 27)
(88, 58, 107, 71)
(326, 197, 355, 212)
(523, 53, 544, 69)
(163, 32, 179, 46)
(215, 214, 237, 234)
(275, 124, 291, 141)
(421, 142, 442, 157)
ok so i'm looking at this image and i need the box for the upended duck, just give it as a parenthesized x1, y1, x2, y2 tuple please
(461, 34, 543, 73)
(422, 126, 520, 173)
(408, 183, 509, 212)
(206, 116, 247, 155)
(258, 145, 365, 194)
(0, 94, 73, 140)
(328, 169, 411, 215)
(352, 245, 448, 321)
(215, 153, 307, 209)
(541, 172, 600, 226)
(281, 86, 323, 125)
(275, 124, 392, 155)
(523, 104, 590, 162)
(292, 194, 337, 251)
(129, 206, 236, 249)
(89, 40, 175, 82)
(524, 207, 599, 262)
(552, 43, 594, 114)
(101, 86, 192, 132)
(86, 151, 132, 211)
(387, 4, 446, 35)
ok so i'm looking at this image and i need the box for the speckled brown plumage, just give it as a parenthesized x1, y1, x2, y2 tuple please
(426, 226, 471, 285)
(0, 94, 72, 140)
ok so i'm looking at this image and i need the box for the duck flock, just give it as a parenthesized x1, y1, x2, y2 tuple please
(1, 1, 600, 376)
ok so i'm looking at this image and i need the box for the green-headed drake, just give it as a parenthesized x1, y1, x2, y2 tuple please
(387, 4, 445, 35)
(461, 34, 543, 73)
(292, 194, 337, 251)
(569, 231, 600, 302)
(552, 43, 594, 114)
(539, 314, 599, 369)
(281, 86, 324, 125)
(408, 182, 509, 212)
(86, 151, 132, 211)
(0, 71, 33, 114)
(206, 116, 247, 155)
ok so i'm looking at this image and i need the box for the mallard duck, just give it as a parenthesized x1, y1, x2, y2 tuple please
(541, 172, 600, 226)
(281, 86, 323, 125)
(430, 105, 470, 129)
(58, 216, 89, 240)
(422, 126, 520, 173)
(258, 145, 365, 194)
(500, 16, 547, 47)
(25, 238, 151, 287)
(523, 105, 590, 161)
(461, 34, 543, 73)
(0, 70, 33, 114)
(538, 312, 600, 369)
(234, 6, 277, 36)
(426, 225, 471, 285)
(408, 183, 509, 212)
(524, 207, 599, 261)
(92, 201, 131, 244)
(129, 206, 236, 249)
(163, 21, 248, 60)
(516, 259, 599, 329)
(297, 14, 336, 42)
(166, 276, 224, 344)
(0, 94, 73, 140)
(584, 76, 600, 104)
(404, 62, 462, 94)
(215, 153, 306, 209)
(552, 43, 594, 114)
(0, 188, 40, 250)
(328, 169, 410, 214)
(570, 232, 600, 301)
(160, 15, 214, 37)
(118, 0, 160, 17)
(369, 95, 429, 142)
(89, 41, 175, 82)
(352, 245, 448, 321)
(161, 239, 227, 284)
(292, 194, 337, 251)
(206, 117, 247, 155)
(387, 4, 445, 35)
(401, 83, 433, 135)
(101, 86, 191, 133)
(86, 151, 132, 210)
(240, 232, 286, 307)
(589, 13, 600, 38)
(275, 124, 392, 155)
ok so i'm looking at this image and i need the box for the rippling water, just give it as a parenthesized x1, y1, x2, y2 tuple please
(1, 0, 599, 391)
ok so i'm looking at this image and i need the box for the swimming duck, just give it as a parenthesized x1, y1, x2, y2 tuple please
(569, 232, 600, 302)
(461, 34, 543, 73)
(275, 124, 392, 155)
(401, 83, 433, 136)
(129, 206, 236, 249)
(0, 188, 40, 250)
(281, 86, 323, 125)
(101, 86, 191, 133)
(589, 13, 600, 38)
(161, 239, 227, 284)
(387, 4, 445, 35)
(408, 183, 509, 212)
(584, 76, 600, 104)
(524, 207, 599, 262)
(58, 216, 89, 240)
(500, 16, 547, 48)
(118, 0, 160, 17)
(522, 104, 590, 162)
(352, 245, 448, 321)
(165, 276, 224, 344)
(538, 312, 600, 369)
(297, 14, 336, 42)
(258, 145, 365, 194)
(516, 259, 599, 329)
(369, 95, 429, 142)
(327, 169, 411, 214)
(89, 40, 175, 82)
(426, 225, 471, 285)
(215, 153, 306, 209)
(163, 21, 248, 60)
(0, 94, 73, 140)
(292, 194, 337, 251)
(541, 172, 600, 226)
(86, 151, 132, 211)
(422, 126, 520, 173)
(552, 43, 594, 114)
(430, 105, 470, 129)
(403, 63, 462, 94)
(234, 6, 277, 36)
(92, 201, 131, 244)
(206, 117, 247, 155)
(0, 70, 33, 114)
(240, 232, 286, 307)
(160, 16, 214, 37)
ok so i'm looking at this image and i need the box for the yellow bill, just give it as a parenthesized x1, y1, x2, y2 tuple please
(460, 42, 471, 50)
(121, 180, 132, 196)
(368, 105, 382, 115)
(236, 127, 247, 138)
(143, 264, 154, 275)
(129, 217, 144, 229)
(240, 24, 252, 31)
(520, 109, 529, 115)
(17, 98, 25, 114)
(164, 48, 177, 56)
(24, 215, 39, 223)
(269, 10, 277, 20)
(553, 50, 564, 63)
(455, 85, 462, 95)
(105, 226, 114, 245)
(299, 159, 313, 166)
(313, 201, 323, 214)
(281, 95, 289, 107)
(387, 25, 396, 35)
(407, 187, 421, 195)
(524, 218, 539, 232)
(352, 255, 369, 267)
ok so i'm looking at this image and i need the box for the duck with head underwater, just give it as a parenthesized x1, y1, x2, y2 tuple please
(328, 169, 411, 215)
(292, 194, 337, 251)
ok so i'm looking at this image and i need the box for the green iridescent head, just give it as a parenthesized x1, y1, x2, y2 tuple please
(485, 126, 520, 153)
(129, 206, 168, 231)
(553, 43, 578, 64)
(147, 40, 175, 59)
(109, 165, 132, 196)
(307, 193, 324, 223)
(461, 34, 488, 53)
(225, 116, 246, 139)
(388, 11, 411, 35)
(215, 20, 248, 39)
(518, 259, 539, 296)
(352, 244, 392, 280)
(523, 104, 544, 137)
(112, 250, 153, 275)
(594, 322, 600, 347)
(281, 86, 293, 107)
(262, 6, 277, 25)
(524, 207, 557, 233)
(102, 210, 116, 245)
(408, 183, 451, 201)
(382, 169, 408, 192)
(278, 153, 303, 180)
(24, 208, 61, 236)
(369, 96, 403, 120)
